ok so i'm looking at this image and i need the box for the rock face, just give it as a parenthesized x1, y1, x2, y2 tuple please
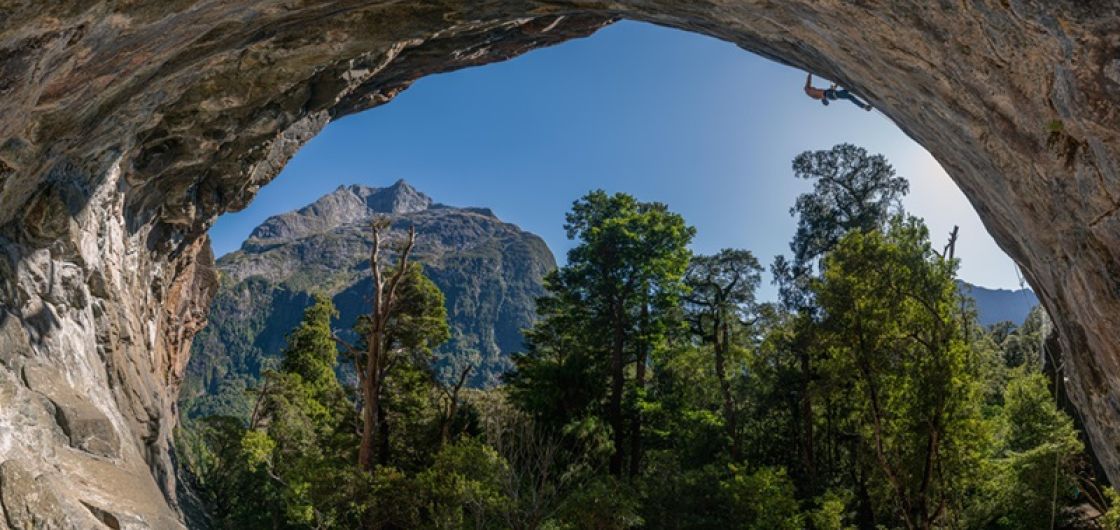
(4, 1, 1120, 526)
(182, 180, 555, 420)
(246, 180, 434, 241)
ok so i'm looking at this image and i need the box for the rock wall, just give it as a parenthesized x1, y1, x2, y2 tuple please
(2, 1, 1120, 527)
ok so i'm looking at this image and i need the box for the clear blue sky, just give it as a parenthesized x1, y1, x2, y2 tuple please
(210, 21, 1025, 299)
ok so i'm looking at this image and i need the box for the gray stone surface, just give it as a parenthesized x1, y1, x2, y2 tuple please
(3, 1, 1120, 526)
(247, 180, 434, 241)
(21, 364, 120, 458)
(0, 459, 101, 530)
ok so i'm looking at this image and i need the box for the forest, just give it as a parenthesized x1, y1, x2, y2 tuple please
(178, 144, 1113, 529)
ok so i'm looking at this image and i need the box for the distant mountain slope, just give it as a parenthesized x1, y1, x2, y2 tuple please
(183, 180, 555, 419)
(957, 281, 1038, 326)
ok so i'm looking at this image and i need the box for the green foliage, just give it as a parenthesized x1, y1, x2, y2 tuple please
(184, 279, 311, 414)
(681, 249, 764, 460)
(994, 305, 1049, 370)
(721, 466, 803, 530)
(553, 476, 643, 530)
(359, 261, 450, 470)
(789, 143, 909, 267)
(240, 429, 276, 470)
(983, 369, 1084, 528)
(379, 356, 443, 470)
(506, 271, 607, 429)
(280, 294, 343, 400)
(415, 438, 508, 528)
(645, 345, 731, 467)
(183, 298, 368, 528)
(1102, 488, 1120, 530)
(383, 262, 452, 359)
(176, 415, 285, 528)
(809, 489, 855, 530)
(184, 203, 556, 423)
(637, 458, 730, 528)
(508, 190, 695, 476)
(684, 249, 763, 335)
(184, 148, 1097, 529)
(1001, 369, 1079, 454)
(812, 216, 989, 527)
(182, 376, 254, 420)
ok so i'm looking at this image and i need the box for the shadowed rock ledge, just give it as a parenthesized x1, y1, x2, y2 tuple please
(2, 1, 1120, 527)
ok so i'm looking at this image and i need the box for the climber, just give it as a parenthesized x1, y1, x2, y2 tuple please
(804, 73, 872, 111)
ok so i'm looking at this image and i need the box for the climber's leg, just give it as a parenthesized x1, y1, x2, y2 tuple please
(835, 89, 872, 110)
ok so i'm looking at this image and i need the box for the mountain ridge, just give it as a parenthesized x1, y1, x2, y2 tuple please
(184, 180, 556, 419)
(246, 180, 435, 243)
(957, 280, 1038, 326)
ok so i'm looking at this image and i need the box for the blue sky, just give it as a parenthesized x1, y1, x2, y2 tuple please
(210, 21, 1025, 299)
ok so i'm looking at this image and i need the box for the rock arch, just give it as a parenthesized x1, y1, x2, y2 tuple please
(2, 1, 1120, 526)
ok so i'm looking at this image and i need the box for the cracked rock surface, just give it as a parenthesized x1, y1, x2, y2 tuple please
(2, 1, 1120, 527)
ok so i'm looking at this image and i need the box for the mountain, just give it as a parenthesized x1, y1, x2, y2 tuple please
(182, 180, 555, 419)
(957, 281, 1039, 326)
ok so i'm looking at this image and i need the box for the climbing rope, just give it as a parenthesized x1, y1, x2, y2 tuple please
(1012, 262, 1063, 527)
(1043, 295, 1065, 530)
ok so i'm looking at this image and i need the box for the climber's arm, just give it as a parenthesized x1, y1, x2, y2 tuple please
(804, 73, 826, 100)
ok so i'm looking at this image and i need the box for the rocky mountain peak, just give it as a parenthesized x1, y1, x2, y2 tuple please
(246, 179, 433, 243)
(187, 183, 556, 420)
(366, 179, 432, 214)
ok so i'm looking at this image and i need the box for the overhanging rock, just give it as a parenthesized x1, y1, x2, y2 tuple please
(2, 1, 1120, 526)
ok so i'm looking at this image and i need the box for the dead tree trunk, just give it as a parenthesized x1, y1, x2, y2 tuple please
(439, 363, 473, 447)
(355, 219, 415, 472)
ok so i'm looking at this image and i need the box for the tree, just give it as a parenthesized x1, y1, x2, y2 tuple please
(506, 276, 606, 431)
(771, 143, 910, 494)
(337, 218, 450, 471)
(812, 216, 987, 529)
(182, 175, 1098, 528)
(435, 348, 480, 448)
(988, 369, 1083, 528)
(415, 438, 509, 528)
(788, 143, 909, 270)
(227, 268, 453, 528)
(683, 249, 763, 460)
(179, 415, 285, 528)
(276, 294, 346, 408)
(510, 190, 694, 477)
(229, 295, 367, 528)
(995, 306, 1049, 370)
(721, 466, 804, 530)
